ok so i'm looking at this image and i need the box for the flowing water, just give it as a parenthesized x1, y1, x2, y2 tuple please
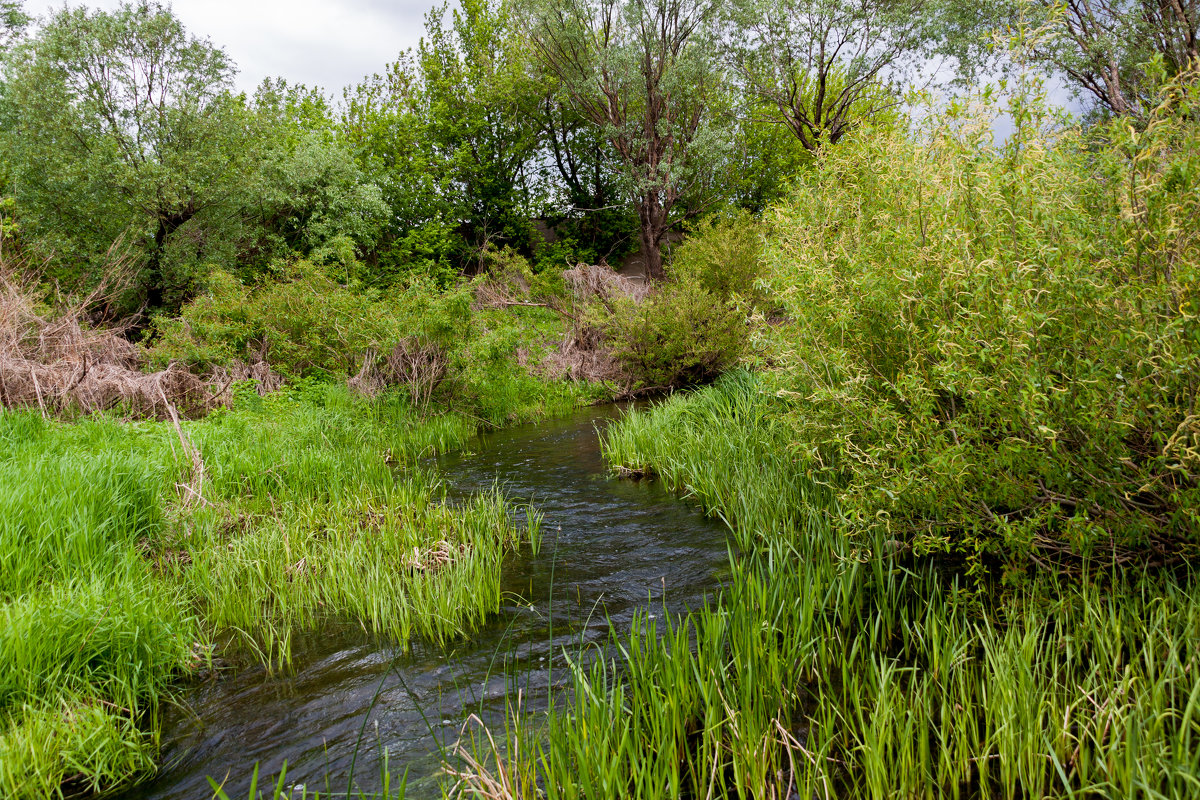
(121, 405, 732, 799)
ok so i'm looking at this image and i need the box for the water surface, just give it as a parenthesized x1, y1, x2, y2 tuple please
(121, 405, 731, 798)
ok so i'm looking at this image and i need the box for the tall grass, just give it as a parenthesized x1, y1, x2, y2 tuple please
(0, 383, 538, 797)
(481, 372, 1200, 799)
(601, 370, 833, 550)
(0, 410, 195, 798)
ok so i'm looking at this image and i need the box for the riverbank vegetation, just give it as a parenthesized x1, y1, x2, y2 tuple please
(475, 62, 1200, 800)
(0, 383, 550, 799)
(1, 0, 1198, 796)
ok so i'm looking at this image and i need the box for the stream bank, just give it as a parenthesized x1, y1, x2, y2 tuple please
(119, 404, 731, 799)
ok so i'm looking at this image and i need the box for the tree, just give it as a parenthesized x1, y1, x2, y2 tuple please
(342, 55, 460, 283)
(1, 1, 252, 311)
(722, 0, 934, 153)
(0, 1, 28, 53)
(0, 1, 30, 256)
(342, 0, 544, 280)
(533, 69, 639, 265)
(245, 80, 388, 278)
(1026, 0, 1198, 117)
(528, 0, 728, 281)
(420, 0, 544, 268)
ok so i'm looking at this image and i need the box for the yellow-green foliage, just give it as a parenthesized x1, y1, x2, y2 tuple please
(669, 209, 765, 302)
(490, 76, 1200, 800)
(762, 75, 1200, 572)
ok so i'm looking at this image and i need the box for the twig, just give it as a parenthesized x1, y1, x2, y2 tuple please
(158, 380, 208, 511)
(29, 365, 47, 418)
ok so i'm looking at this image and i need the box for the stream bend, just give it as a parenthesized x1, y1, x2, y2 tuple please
(121, 405, 732, 799)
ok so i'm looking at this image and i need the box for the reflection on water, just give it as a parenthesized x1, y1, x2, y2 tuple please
(119, 404, 731, 799)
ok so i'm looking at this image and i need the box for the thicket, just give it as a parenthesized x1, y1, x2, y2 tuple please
(145, 259, 597, 423)
(588, 208, 764, 390)
(1, 0, 1198, 797)
(760, 71, 1200, 576)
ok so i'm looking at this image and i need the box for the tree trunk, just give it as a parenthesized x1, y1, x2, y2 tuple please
(145, 207, 195, 312)
(637, 194, 669, 282)
(640, 224, 665, 282)
(145, 216, 170, 311)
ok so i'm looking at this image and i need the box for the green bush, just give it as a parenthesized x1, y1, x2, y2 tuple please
(146, 262, 471, 381)
(604, 277, 747, 390)
(761, 73, 1200, 576)
(147, 256, 596, 422)
(669, 208, 764, 302)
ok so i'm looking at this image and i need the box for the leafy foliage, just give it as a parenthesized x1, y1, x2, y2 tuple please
(603, 277, 748, 389)
(1022, 0, 1199, 118)
(244, 81, 389, 277)
(722, 0, 934, 151)
(762, 72, 1200, 573)
(146, 263, 468, 382)
(669, 208, 765, 301)
(0, 1, 247, 311)
(0, 0, 26, 53)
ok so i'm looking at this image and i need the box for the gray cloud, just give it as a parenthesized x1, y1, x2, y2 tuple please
(22, 0, 434, 94)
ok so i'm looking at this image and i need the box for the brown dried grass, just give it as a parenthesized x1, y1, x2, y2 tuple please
(349, 337, 451, 408)
(562, 262, 649, 306)
(208, 359, 285, 398)
(0, 259, 217, 420)
(538, 263, 648, 385)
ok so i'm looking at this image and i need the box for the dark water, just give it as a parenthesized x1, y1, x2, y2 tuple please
(120, 405, 732, 799)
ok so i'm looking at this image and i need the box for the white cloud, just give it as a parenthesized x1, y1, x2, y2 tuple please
(21, 0, 434, 95)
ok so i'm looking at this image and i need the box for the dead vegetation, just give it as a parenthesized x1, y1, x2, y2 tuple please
(209, 359, 285, 397)
(349, 337, 451, 407)
(540, 263, 647, 385)
(476, 262, 649, 386)
(0, 260, 217, 419)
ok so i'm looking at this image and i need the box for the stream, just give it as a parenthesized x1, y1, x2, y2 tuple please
(120, 404, 732, 799)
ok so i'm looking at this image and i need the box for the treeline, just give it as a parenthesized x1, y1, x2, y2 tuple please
(1, 0, 1195, 316)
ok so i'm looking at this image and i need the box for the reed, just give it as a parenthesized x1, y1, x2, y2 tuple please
(484, 374, 1200, 799)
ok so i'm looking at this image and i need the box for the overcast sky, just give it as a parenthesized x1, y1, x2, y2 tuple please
(21, 0, 1079, 135)
(22, 1, 435, 96)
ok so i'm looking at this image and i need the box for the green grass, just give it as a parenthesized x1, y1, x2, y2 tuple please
(481, 373, 1200, 799)
(0, 383, 545, 798)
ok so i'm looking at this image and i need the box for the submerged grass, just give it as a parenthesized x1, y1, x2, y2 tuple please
(483, 373, 1200, 799)
(0, 383, 543, 798)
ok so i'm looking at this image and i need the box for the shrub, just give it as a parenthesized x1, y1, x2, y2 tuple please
(146, 262, 471, 382)
(603, 277, 747, 390)
(147, 257, 590, 421)
(669, 208, 764, 302)
(762, 72, 1200, 576)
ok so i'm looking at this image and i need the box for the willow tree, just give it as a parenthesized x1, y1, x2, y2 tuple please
(1028, 0, 1198, 117)
(722, 0, 935, 153)
(527, 0, 727, 281)
(1, 1, 252, 311)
